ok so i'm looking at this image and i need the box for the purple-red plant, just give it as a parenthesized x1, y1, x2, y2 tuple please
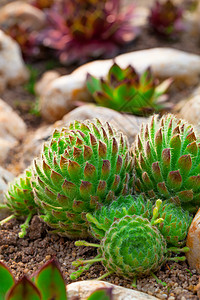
(148, 0, 184, 37)
(1, 24, 39, 58)
(31, 0, 54, 9)
(38, 0, 138, 64)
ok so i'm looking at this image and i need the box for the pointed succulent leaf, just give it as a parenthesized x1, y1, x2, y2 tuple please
(87, 287, 113, 300)
(6, 277, 41, 300)
(0, 262, 15, 300)
(34, 259, 67, 300)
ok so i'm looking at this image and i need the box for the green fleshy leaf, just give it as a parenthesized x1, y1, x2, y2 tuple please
(0, 262, 15, 300)
(87, 74, 101, 94)
(87, 287, 113, 300)
(34, 259, 67, 300)
(6, 277, 41, 300)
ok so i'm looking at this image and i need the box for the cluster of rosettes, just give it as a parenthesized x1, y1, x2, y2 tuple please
(1, 114, 196, 283)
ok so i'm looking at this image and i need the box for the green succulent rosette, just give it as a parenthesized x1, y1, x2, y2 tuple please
(156, 201, 192, 246)
(87, 63, 172, 116)
(87, 194, 153, 240)
(6, 167, 36, 216)
(133, 114, 200, 213)
(32, 119, 134, 238)
(99, 215, 168, 278)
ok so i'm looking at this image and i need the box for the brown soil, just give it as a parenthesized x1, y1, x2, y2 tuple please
(1, 1, 200, 299)
(0, 216, 199, 300)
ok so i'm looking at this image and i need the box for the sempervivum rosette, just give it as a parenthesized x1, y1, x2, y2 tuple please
(5, 167, 35, 217)
(1, 167, 37, 237)
(32, 119, 134, 238)
(87, 194, 153, 240)
(71, 200, 189, 283)
(98, 215, 167, 278)
(156, 201, 192, 246)
(132, 114, 200, 213)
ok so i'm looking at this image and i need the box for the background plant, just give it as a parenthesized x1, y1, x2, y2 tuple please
(37, 0, 138, 64)
(87, 63, 172, 116)
(148, 0, 184, 38)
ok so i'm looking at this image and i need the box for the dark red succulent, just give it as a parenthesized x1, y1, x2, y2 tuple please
(31, 0, 55, 9)
(149, 0, 184, 37)
(1, 24, 40, 58)
(37, 0, 138, 65)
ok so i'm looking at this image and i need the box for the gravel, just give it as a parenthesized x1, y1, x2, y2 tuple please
(0, 216, 199, 300)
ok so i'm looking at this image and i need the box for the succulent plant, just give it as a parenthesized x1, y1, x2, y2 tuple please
(0, 259, 67, 300)
(87, 194, 153, 240)
(0, 167, 36, 238)
(0, 24, 39, 58)
(71, 200, 189, 284)
(31, 0, 54, 9)
(87, 63, 172, 116)
(132, 114, 200, 213)
(37, 0, 138, 64)
(148, 0, 184, 37)
(32, 119, 134, 238)
(156, 201, 192, 246)
(5, 168, 35, 217)
(0, 258, 113, 299)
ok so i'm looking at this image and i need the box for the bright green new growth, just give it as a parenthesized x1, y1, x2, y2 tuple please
(87, 63, 172, 116)
(156, 201, 192, 246)
(71, 200, 189, 283)
(5, 167, 35, 216)
(32, 119, 134, 238)
(99, 214, 167, 278)
(0, 167, 37, 238)
(133, 114, 200, 213)
(87, 194, 153, 240)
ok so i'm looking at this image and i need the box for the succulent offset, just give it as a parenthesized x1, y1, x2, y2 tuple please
(87, 63, 172, 116)
(156, 201, 192, 246)
(71, 200, 189, 283)
(149, 0, 184, 37)
(32, 119, 134, 238)
(31, 0, 54, 9)
(37, 0, 137, 64)
(133, 114, 200, 213)
(5, 167, 35, 217)
(87, 194, 153, 240)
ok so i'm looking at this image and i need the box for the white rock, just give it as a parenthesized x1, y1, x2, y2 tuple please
(0, 1, 46, 30)
(186, 209, 200, 273)
(0, 99, 27, 141)
(38, 48, 200, 122)
(0, 166, 14, 204)
(35, 71, 60, 96)
(179, 94, 200, 126)
(19, 104, 147, 169)
(0, 30, 29, 91)
(0, 99, 27, 163)
(66, 280, 158, 300)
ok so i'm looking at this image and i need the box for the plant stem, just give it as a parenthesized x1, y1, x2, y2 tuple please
(97, 271, 113, 280)
(0, 214, 15, 225)
(18, 213, 32, 238)
(151, 272, 167, 286)
(70, 254, 101, 280)
(132, 276, 137, 288)
(0, 204, 8, 209)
